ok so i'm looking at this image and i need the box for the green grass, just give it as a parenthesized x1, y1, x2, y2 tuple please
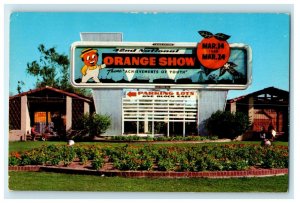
(9, 171, 288, 192)
(8, 141, 62, 153)
(8, 141, 126, 153)
(9, 140, 288, 153)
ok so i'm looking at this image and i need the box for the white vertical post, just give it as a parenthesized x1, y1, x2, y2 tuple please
(121, 98, 124, 135)
(183, 101, 186, 137)
(144, 115, 148, 133)
(66, 96, 72, 131)
(21, 95, 31, 135)
(83, 101, 90, 114)
(167, 99, 170, 137)
(152, 97, 154, 137)
(137, 98, 139, 135)
(248, 97, 254, 125)
(167, 122, 170, 137)
(230, 102, 237, 113)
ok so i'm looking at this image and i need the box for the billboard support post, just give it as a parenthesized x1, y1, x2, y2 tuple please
(81, 33, 123, 136)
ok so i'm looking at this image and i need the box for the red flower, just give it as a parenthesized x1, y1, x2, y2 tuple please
(11, 152, 21, 159)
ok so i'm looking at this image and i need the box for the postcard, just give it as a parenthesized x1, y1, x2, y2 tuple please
(7, 11, 290, 196)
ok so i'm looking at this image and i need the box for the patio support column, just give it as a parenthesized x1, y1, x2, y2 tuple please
(21, 95, 31, 136)
(248, 96, 254, 125)
(66, 96, 72, 131)
(83, 101, 90, 115)
(230, 102, 236, 113)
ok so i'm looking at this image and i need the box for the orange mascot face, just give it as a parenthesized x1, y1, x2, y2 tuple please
(81, 49, 99, 66)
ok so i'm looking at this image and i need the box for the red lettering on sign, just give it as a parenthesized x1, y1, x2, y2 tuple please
(159, 57, 167, 66)
(123, 57, 131, 65)
(149, 57, 156, 66)
(131, 57, 140, 65)
(103, 56, 114, 65)
(140, 57, 149, 66)
(103, 55, 196, 68)
(115, 57, 123, 65)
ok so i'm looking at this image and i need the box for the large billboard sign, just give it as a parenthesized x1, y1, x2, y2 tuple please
(71, 33, 251, 89)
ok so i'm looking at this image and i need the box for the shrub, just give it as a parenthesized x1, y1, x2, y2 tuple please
(9, 153, 21, 166)
(178, 157, 190, 171)
(20, 153, 33, 165)
(109, 135, 218, 142)
(92, 156, 104, 170)
(153, 136, 169, 141)
(209, 136, 219, 140)
(146, 136, 154, 141)
(9, 157, 20, 166)
(185, 136, 202, 141)
(178, 157, 198, 172)
(127, 136, 140, 142)
(111, 146, 154, 171)
(262, 147, 288, 168)
(205, 110, 251, 140)
(231, 160, 249, 170)
(49, 157, 61, 166)
(60, 146, 76, 166)
(206, 156, 224, 171)
(139, 156, 154, 171)
(195, 156, 208, 171)
(113, 156, 140, 170)
(81, 113, 111, 138)
(88, 147, 103, 160)
(111, 136, 125, 141)
(110, 135, 141, 142)
(157, 158, 176, 171)
(79, 155, 88, 165)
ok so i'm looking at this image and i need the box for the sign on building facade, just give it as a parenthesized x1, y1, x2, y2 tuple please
(71, 37, 252, 90)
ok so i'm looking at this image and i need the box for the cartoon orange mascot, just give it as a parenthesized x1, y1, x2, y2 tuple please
(80, 48, 106, 83)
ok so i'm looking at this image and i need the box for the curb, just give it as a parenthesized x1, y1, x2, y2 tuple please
(8, 166, 40, 172)
(9, 166, 288, 178)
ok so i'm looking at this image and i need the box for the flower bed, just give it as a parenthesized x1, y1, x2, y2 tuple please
(9, 144, 288, 172)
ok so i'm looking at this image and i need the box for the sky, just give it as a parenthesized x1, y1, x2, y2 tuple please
(9, 12, 290, 99)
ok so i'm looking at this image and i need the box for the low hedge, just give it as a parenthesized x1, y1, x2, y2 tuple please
(110, 135, 218, 142)
(9, 144, 288, 171)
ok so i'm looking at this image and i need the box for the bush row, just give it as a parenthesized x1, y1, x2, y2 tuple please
(110, 135, 218, 142)
(9, 144, 288, 171)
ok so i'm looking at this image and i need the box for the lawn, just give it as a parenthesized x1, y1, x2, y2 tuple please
(9, 171, 288, 192)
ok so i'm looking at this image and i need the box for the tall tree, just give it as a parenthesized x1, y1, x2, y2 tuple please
(17, 80, 25, 94)
(26, 44, 68, 88)
(26, 44, 90, 96)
